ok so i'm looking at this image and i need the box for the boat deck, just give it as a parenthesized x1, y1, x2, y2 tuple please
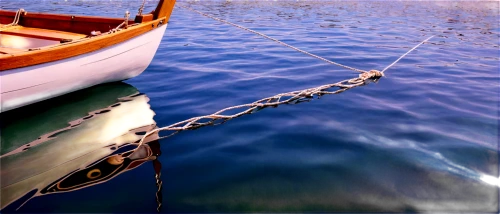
(0, 26, 87, 54)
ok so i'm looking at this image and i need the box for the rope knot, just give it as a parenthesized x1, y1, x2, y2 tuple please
(348, 70, 384, 84)
(360, 70, 384, 80)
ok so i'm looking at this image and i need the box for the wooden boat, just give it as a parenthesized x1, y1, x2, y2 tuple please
(1, 83, 161, 211)
(0, 0, 176, 112)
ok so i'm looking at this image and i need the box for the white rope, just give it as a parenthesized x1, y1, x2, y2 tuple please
(177, 4, 368, 74)
(124, 35, 433, 156)
(124, 5, 434, 157)
(381, 35, 434, 73)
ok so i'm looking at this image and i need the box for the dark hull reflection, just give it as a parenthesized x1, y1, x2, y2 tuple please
(0, 83, 161, 211)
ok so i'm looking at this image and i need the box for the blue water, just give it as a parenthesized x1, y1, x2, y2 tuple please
(1, 0, 499, 213)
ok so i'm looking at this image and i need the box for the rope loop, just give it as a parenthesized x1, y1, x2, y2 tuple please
(1, 8, 26, 29)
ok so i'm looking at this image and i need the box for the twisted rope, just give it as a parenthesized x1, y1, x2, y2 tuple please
(125, 34, 433, 156)
(177, 4, 368, 74)
(126, 71, 383, 157)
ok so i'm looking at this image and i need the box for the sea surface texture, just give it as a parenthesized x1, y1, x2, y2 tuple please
(1, 0, 499, 213)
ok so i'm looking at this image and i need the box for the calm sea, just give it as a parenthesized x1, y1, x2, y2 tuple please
(1, 0, 499, 213)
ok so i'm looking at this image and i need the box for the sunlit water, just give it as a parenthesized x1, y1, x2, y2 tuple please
(1, 0, 499, 213)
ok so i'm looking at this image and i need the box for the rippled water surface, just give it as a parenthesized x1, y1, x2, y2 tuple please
(1, 0, 499, 213)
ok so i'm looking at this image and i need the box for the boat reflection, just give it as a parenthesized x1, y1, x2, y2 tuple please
(0, 82, 162, 211)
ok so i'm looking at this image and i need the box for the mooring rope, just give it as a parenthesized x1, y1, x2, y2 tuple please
(382, 35, 435, 73)
(123, 3, 435, 157)
(177, 4, 368, 73)
(125, 75, 371, 157)
(125, 34, 433, 157)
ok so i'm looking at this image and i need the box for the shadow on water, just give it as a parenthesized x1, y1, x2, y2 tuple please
(0, 82, 163, 212)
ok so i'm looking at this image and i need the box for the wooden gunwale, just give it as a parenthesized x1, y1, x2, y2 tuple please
(0, 10, 134, 35)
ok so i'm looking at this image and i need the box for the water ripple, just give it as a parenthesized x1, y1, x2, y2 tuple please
(2, 0, 498, 213)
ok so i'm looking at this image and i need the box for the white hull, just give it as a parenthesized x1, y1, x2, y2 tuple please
(0, 24, 167, 112)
